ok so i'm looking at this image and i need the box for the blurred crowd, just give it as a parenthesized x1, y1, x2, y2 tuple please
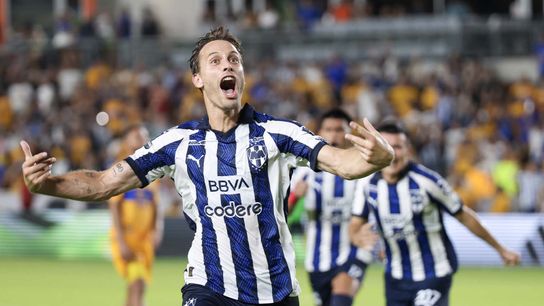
(6, 6, 161, 54)
(202, 0, 499, 32)
(1, 21, 544, 214)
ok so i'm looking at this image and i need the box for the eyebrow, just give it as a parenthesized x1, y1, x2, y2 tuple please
(207, 52, 219, 58)
(207, 51, 240, 58)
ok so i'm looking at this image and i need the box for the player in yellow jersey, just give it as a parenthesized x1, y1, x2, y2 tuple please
(109, 125, 163, 306)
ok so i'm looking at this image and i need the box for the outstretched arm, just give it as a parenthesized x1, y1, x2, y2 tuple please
(455, 206, 520, 266)
(21, 141, 141, 201)
(317, 119, 394, 180)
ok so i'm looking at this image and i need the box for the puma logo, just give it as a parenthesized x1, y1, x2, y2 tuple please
(184, 297, 197, 306)
(187, 154, 204, 169)
(414, 289, 441, 306)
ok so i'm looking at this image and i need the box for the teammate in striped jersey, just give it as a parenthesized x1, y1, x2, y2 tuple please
(19, 26, 394, 306)
(289, 109, 375, 306)
(349, 121, 520, 306)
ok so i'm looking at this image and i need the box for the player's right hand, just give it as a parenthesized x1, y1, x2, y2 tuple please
(20, 140, 56, 193)
(345, 119, 394, 169)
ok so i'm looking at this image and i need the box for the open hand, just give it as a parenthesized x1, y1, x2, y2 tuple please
(345, 119, 394, 169)
(20, 141, 56, 193)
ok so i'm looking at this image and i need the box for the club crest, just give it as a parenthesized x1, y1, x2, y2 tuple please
(410, 189, 425, 214)
(247, 138, 268, 172)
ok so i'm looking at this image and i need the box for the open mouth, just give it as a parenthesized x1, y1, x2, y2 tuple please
(220, 76, 237, 99)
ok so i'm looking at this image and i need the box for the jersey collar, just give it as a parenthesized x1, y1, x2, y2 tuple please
(195, 103, 255, 130)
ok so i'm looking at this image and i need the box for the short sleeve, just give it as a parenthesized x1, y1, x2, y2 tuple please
(260, 119, 327, 171)
(411, 165, 463, 216)
(125, 129, 183, 187)
(352, 178, 370, 219)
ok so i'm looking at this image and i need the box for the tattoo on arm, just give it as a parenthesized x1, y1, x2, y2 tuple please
(84, 171, 95, 178)
(113, 163, 124, 176)
(73, 178, 91, 193)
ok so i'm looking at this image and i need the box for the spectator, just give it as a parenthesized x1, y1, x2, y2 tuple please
(57, 52, 83, 102)
(490, 187, 512, 213)
(117, 9, 132, 39)
(517, 159, 544, 213)
(79, 15, 96, 38)
(52, 12, 75, 49)
(96, 12, 115, 41)
(492, 148, 520, 198)
(7, 73, 33, 115)
(325, 55, 348, 104)
(388, 74, 419, 117)
(329, 0, 354, 23)
(296, 0, 322, 30)
(257, 1, 280, 30)
(141, 7, 160, 37)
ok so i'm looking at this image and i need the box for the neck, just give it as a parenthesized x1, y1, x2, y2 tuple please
(382, 161, 409, 184)
(383, 172, 400, 184)
(205, 101, 241, 132)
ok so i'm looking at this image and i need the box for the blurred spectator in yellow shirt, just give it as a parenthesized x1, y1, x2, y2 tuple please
(492, 148, 519, 198)
(388, 75, 418, 117)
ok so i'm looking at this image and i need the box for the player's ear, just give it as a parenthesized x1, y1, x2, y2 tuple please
(192, 73, 203, 89)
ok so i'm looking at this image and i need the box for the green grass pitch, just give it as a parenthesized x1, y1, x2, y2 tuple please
(0, 257, 542, 306)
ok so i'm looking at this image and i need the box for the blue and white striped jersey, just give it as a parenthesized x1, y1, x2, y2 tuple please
(352, 162, 463, 282)
(125, 104, 326, 304)
(291, 169, 372, 273)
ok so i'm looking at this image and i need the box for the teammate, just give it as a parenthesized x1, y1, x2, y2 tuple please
(349, 121, 520, 306)
(289, 109, 376, 306)
(109, 125, 163, 306)
(20, 26, 394, 306)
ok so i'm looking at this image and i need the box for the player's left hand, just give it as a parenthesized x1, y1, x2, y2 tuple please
(500, 248, 521, 266)
(345, 119, 394, 169)
(352, 223, 379, 251)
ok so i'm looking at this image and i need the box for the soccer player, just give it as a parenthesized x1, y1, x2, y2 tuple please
(289, 109, 375, 306)
(349, 121, 520, 306)
(109, 125, 163, 306)
(20, 26, 394, 306)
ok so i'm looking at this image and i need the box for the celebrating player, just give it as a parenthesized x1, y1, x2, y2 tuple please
(349, 121, 520, 306)
(289, 109, 376, 306)
(20, 26, 394, 306)
(109, 125, 163, 306)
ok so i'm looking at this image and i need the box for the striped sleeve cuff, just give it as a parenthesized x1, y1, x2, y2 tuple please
(124, 157, 150, 187)
(309, 142, 326, 171)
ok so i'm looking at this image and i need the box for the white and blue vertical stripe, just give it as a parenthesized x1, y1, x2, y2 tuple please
(125, 104, 326, 304)
(293, 169, 372, 273)
(352, 162, 462, 281)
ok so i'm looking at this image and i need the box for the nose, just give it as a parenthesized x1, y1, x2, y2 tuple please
(221, 57, 234, 72)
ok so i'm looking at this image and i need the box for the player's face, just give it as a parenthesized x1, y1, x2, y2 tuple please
(381, 132, 410, 177)
(127, 127, 149, 152)
(319, 118, 349, 148)
(192, 40, 245, 112)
